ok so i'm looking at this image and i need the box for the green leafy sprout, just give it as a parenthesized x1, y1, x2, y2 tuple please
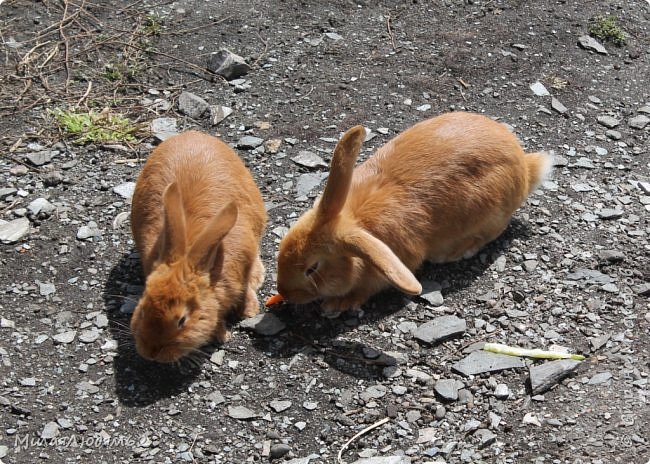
(51, 108, 139, 144)
(589, 15, 627, 46)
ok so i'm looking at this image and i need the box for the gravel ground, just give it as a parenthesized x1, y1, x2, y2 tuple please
(1, 0, 649, 463)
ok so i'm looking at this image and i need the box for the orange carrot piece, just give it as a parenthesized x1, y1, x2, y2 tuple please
(265, 293, 284, 306)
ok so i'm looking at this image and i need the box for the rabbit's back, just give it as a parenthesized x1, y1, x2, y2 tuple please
(131, 131, 266, 274)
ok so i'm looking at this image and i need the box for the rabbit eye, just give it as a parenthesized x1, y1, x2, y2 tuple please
(305, 262, 319, 277)
(177, 315, 187, 328)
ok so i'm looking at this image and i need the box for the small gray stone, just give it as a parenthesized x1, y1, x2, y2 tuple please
(551, 98, 568, 114)
(150, 118, 179, 141)
(605, 129, 622, 140)
(523, 260, 538, 272)
(633, 283, 650, 296)
(571, 183, 593, 192)
(596, 115, 620, 128)
(363, 384, 388, 399)
(210, 350, 225, 366)
(434, 379, 461, 401)
(76, 381, 100, 394)
(529, 359, 582, 394)
(578, 35, 608, 54)
(238, 312, 286, 336)
(420, 281, 444, 306)
(291, 151, 327, 168)
(237, 136, 264, 149)
(209, 105, 233, 126)
(475, 429, 497, 448)
(38, 282, 56, 297)
(0, 187, 17, 199)
(21, 377, 36, 386)
(206, 391, 225, 405)
(113, 182, 136, 200)
(295, 172, 328, 198)
(0, 445, 7, 458)
(601, 283, 619, 293)
(629, 114, 650, 129)
(530, 81, 550, 97)
(590, 334, 610, 351)
(77, 221, 101, 240)
(597, 208, 624, 219)
(566, 268, 612, 284)
(414, 315, 466, 344)
(178, 91, 209, 119)
(207, 49, 251, 80)
(79, 328, 100, 343)
(53, 330, 77, 344)
(25, 150, 57, 166)
(494, 383, 510, 400)
(270, 444, 291, 459)
(0, 217, 30, 243)
(351, 457, 411, 464)
(28, 198, 56, 217)
(41, 422, 60, 439)
(269, 400, 292, 412)
(227, 405, 259, 420)
(452, 351, 525, 376)
(588, 371, 613, 385)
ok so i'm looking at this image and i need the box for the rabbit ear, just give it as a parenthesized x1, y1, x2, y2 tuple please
(317, 125, 366, 221)
(341, 228, 422, 295)
(160, 182, 187, 262)
(187, 202, 238, 276)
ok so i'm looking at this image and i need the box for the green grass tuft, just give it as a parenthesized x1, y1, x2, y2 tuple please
(589, 15, 627, 46)
(51, 108, 138, 144)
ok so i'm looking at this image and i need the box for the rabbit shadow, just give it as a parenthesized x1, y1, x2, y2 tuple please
(102, 251, 207, 407)
(248, 218, 533, 379)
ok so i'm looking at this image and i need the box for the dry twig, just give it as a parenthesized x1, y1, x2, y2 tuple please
(337, 417, 390, 463)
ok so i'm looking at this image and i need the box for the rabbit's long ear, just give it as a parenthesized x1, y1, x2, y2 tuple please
(187, 202, 238, 277)
(341, 228, 422, 295)
(317, 125, 366, 221)
(160, 182, 187, 262)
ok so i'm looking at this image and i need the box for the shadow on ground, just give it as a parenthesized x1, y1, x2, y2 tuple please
(249, 218, 533, 379)
(102, 219, 531, 401)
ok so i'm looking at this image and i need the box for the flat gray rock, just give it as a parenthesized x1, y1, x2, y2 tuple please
(238, 312, 286, 336)
(150, 117, 179, 141)
(0, 187, 17, 199)
(178, 91, 209, 119)
(629, 114, 650, 129)
(452, 351, 525, 376)
(578, 35, 608, 54)
(237, 135, 264, 149)
(41, 421, 60, 439)
(209, 105, 233, 126)
(295, 172, 328, 198)
(77, 221, 101, 240)
(291, 150, 327, 168)
(53, 330, 76, 344)
(529, 81, 550, 96)
(529, 359, 582, 394)
(597, 208, 624, 219)
(565, 268, 612, 284)
(207, 49, 251, 80)
(206, 390, 225, 405)
(38, 281, 56, 297)
(351, 457, 411, 464)
(434, 379, 462, 401)
(113, 182, 136, 200)
(28, 198, 56, 217)
(588, 371, 612, 385)
(0, 217, 30, 243)
(596, 115, 620, 128)
(25, 150, 57, 166)
(551, 97, 568, 114)
(414, 315, 466, 344)
(227, 405, 259, 420)
(269, 399, 292, 412)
